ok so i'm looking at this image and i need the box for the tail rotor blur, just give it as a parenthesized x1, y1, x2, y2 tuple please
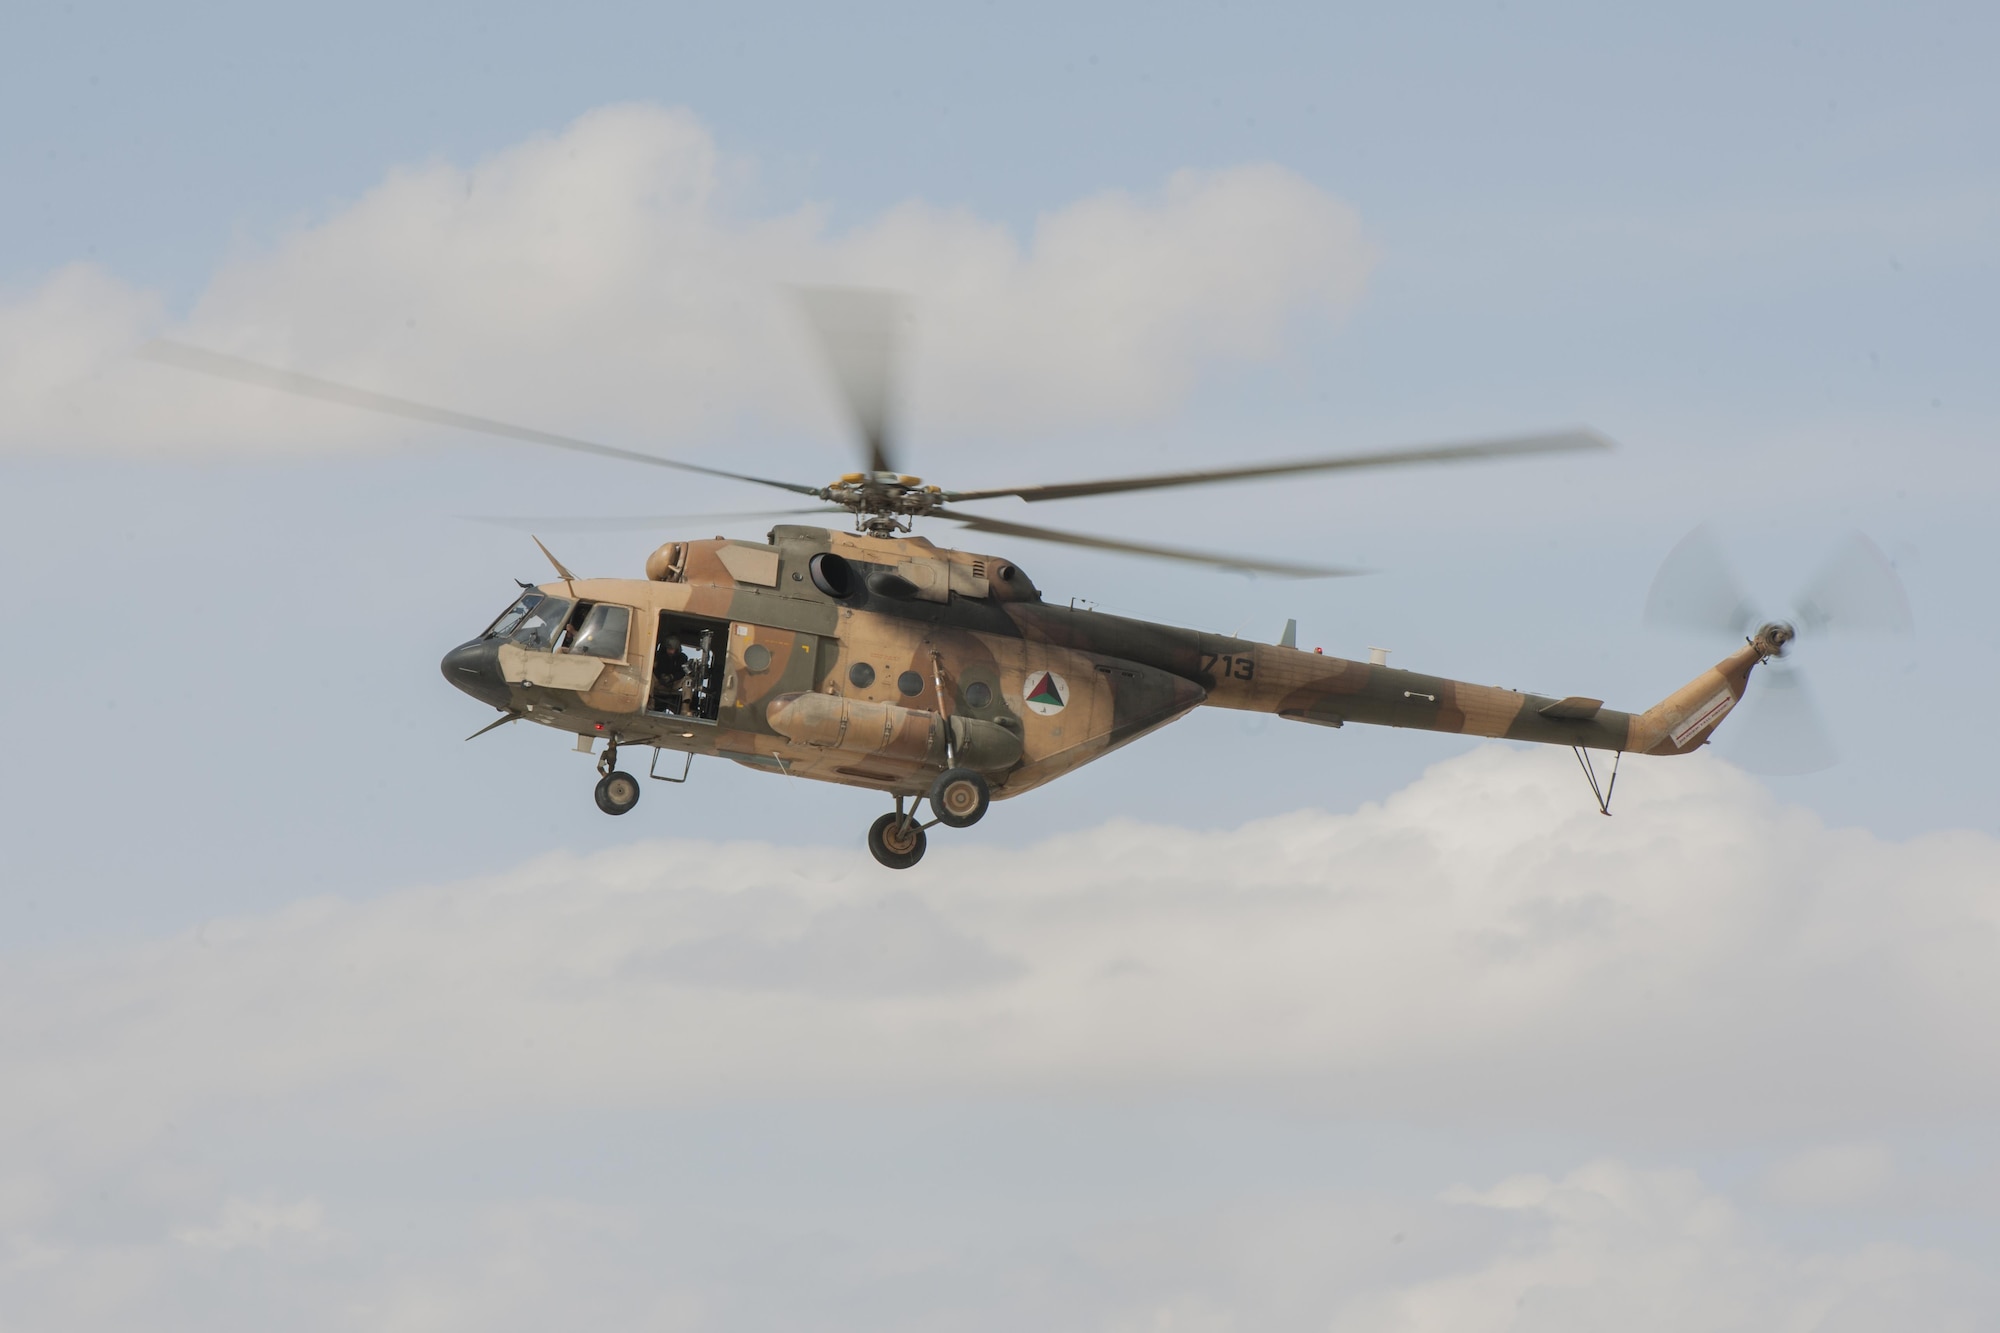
(1726, 661, 1839, 776)
(1643, 524, 1759, 637)
(1794, 532, 1915, 637)
(1644, 525, 1910, 775)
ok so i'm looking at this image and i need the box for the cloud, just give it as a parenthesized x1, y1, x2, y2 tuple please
(0, 104, 1372, 461)
(171, 1197, 324, 1253)
(7, 746, 1998, 1157)
(2, 746, 1998, 1326)
(1756, 1142, 1899, 1208)
(1368, 1160, 1983, 1332)
(629, 892, 1026, 997)
(4, 1153, 1989, 1330)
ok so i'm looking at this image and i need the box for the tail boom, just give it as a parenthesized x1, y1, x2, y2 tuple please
(1192, 632, 1779, 758)
(1020, 603, 1777, 759)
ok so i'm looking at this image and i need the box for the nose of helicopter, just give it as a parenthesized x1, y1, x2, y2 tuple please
(440, 639, 510, 708)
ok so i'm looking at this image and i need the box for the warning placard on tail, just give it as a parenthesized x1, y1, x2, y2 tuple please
(1670, 689, 1735, 747)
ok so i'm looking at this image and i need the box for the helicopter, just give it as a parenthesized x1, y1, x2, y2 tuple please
(142, 291, 1832, 868)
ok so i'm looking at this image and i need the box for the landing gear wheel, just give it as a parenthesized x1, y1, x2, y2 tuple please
(594, 771, 641, 816)
(928, 768, 990, 828)
(867, 812, 928, 869)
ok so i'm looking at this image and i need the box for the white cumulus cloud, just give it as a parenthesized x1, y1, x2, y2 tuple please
(6, 746, 1999, 1154)
(2, 747, 1997, 1327)
(1365, 1160, 1979, 1333)
(0, 103, 1372, 463)
(171, 1196, 325, 1252)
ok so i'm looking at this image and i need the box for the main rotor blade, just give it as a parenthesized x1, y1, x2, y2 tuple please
(1725, 662, 1838, 776)
(1644, 523, 1759, 637)
(137, 340, 826, 498)
(463, 507, 845, 532)
(943, 428, 1611, 504)
(935, 508, 1364, 578)
(793, 287, 902, 474)
(1793, 533, 1913, 637)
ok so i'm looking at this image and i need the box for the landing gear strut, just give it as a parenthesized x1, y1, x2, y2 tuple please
(594, 739, 640, 816)
(864, 771, 995, 868)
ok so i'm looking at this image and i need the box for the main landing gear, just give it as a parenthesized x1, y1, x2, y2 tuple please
(865, 767, 992, 869)
(928, 768, 990, 828)
(867, 811, 927, 869)
(593, 740, 640, 817)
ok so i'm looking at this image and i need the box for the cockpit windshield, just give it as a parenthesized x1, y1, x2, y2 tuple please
(482, 592, 543, 639)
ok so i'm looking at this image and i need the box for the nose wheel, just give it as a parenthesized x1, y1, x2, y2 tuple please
(593, 740, 640, 816)
(595, 771, 640, 815)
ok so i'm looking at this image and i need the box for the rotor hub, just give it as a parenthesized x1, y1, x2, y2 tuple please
(823, 471, 946, 534)
(1753, 621, 1796, 658)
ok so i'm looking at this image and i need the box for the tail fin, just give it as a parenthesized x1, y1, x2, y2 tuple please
(1629, 624, 1791, 756)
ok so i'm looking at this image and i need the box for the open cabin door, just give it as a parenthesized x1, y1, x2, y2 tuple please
(648, 612, 728, 722)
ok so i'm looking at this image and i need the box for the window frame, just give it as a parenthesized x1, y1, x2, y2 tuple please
(562, 601, 636, 664)
(481, 591, 546, 641)
(507, 596, 576, 652)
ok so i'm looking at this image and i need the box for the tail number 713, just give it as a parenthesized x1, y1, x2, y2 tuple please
(1202, 653, 1255, 682)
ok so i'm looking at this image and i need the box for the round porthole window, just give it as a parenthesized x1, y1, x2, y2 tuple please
(848, 662, 876, 688)
(897, 670, 924, 697)
(965, 680, 992, 708)
(743, 644, 773, 673)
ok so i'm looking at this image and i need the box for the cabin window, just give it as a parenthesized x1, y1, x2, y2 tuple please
(567, 604, 631, 660)
(509, 597, 573, 650)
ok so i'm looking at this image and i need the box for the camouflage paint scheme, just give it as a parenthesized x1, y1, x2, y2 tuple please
(448, 525, 1777, 801)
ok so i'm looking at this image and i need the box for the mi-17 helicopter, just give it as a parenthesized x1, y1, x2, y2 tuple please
(144, 291, 1882, 868)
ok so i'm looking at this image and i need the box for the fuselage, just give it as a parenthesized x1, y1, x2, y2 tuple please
(441, 524, 1767, 801)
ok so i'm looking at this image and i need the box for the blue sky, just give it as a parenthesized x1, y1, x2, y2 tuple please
(2, 2, 1996, 1326)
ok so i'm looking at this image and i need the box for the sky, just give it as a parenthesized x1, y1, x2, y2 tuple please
(2, 1, 1997, 1327)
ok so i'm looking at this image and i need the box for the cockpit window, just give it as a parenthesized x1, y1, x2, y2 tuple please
(483, 592, 544, 640)
(568, 604, 631, 659)
(510, 597, 573, 650)
(481, 594, 628, 657)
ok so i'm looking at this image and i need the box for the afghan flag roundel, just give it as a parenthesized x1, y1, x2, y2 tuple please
(1023, 669, 1069, 715)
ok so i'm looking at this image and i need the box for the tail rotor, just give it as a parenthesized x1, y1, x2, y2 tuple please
(1794, 532, 1916, 637)
(1644, 525, 1911, 775)
(1643, 524, 1760, 637)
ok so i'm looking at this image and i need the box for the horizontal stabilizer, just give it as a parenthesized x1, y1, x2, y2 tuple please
(1279, 702, 1345, 728)
(1539, 696, 1604, 721)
